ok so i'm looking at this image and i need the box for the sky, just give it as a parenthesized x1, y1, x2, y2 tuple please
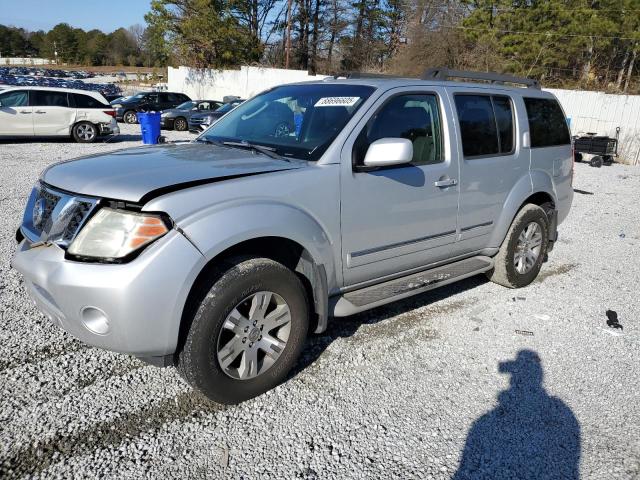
(0, 0, 153, 32)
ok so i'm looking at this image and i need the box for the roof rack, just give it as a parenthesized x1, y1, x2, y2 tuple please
(422, 68, 541, 89)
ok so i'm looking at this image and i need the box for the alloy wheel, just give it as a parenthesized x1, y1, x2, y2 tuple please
(216, 291, 291, 380)
(514, 221, 543, 274)
(76, 124, 96, 141)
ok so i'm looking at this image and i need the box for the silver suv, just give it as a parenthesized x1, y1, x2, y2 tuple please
(13, 70, 574, 404)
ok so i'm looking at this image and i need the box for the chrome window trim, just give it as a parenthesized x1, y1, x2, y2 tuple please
(21, 182, 99, 248)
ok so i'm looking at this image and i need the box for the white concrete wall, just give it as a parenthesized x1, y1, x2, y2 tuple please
(547, 88, 640, 165)
(0, 57, 55, 65)
(168, 65, 327, 102)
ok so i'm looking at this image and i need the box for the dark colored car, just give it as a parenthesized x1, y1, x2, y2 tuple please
(188, 100, 244, 131)
(111, 91, 191, 124)
(160, 100, 223, 131)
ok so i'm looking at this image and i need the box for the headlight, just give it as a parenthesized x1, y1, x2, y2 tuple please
(112, 104, 122, 109)
(67, 208, 169, 260)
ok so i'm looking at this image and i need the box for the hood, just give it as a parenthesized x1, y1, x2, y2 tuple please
(42, 143, 304, 204)
(161, 108, 185, 117)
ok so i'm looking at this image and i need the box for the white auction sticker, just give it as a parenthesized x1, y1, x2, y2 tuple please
(314, 96, 360, 107)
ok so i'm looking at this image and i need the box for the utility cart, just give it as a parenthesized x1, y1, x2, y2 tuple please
(573, 127, 620, 167)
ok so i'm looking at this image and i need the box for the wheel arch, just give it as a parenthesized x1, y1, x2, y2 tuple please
(177, 235, 329, 357)
(489, 172, 557, 248)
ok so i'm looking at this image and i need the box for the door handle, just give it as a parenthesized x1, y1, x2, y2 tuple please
(20, 111, 32, 114)
(35, 110, 46, 114)
(434, 178, 457, 187)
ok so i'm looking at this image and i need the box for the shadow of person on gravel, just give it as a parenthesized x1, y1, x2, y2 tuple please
(453, 350, 581, 480)
(290, 275, 488, 379)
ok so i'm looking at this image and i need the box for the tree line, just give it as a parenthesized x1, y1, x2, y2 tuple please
(2, 0, 639, 92)
(0, 23, 166, 67)
(144, 0, 639, 92)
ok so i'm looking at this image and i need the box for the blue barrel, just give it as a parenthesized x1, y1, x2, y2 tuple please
(137, 112, 162, 145)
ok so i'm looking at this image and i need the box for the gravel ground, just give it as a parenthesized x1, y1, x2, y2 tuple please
(1, 127, 639, 479)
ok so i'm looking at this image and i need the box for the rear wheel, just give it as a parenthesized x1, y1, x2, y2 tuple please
(177, 257, 309, 404)
(174, 117, 188, 131)
(72, 122, 98, 143)
(486, 204, 549, 288)
(123, 110, 138, 124)
(590, 156, 603, 168)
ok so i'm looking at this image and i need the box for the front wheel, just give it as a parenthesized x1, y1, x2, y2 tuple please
(174, 117, 188, 131)
(486, 204, 549, 288)
(72, 122, 98, 143)
(177, 257, 309, 404)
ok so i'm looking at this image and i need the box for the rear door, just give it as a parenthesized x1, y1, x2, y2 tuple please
(450, 89, 524, 251)
(32, 90, 76, 136)
(0, 90, 33, 136)
(340, 87, 460, 286)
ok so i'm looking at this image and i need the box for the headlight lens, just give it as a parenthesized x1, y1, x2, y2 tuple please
(67, 208, 169, 260)
(112, 104, 122, 108)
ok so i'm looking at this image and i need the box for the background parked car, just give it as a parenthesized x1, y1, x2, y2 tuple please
(161, 100, 223, 131)
(111, 91, 191, 124)
(188, 99, 244, 131)
(0, 86, 119, 143)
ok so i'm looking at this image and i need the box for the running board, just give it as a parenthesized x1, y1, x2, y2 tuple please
(331, 256, 493, 317)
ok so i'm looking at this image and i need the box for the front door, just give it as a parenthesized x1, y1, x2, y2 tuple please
(340, 89, 460, 286)
(0, 90, 33, 136)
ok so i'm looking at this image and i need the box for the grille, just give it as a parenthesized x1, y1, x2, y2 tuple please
(35, 187, 61, 230)
(62, 201, 94, 242)
(22, 184, 98, 247)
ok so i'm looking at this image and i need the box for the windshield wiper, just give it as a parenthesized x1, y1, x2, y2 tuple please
(194, 137, 222, 145)
(222, 141, 289, 162)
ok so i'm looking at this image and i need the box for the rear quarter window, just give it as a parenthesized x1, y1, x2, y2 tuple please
(72, 93, 108, 109)
(524, 97, 570, 148)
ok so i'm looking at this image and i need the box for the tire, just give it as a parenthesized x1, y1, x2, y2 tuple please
(602, 155, 613, 165)
(590, 156, 603, 168)
(574, 152, 583, 163)
(123, 110, 138, 124)
(72, 122, 98, 143)
(177, 257, 309, 404)
(174, 117, 188, 131)
(486, 204, 549, 288)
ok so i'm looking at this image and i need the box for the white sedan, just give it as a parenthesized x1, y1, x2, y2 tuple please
(0, 86, 119, 143)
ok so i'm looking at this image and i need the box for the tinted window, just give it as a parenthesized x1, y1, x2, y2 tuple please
(73, 93, 107, 108)
(166, 93, 179, 102)
(0, 90, 28, 107)
(493, 96, 514, 153)
(31, 91, 69, 107)
(524, 97, 570, 147)
(355, 94, 443, 166)
(455, 95, 499, 157)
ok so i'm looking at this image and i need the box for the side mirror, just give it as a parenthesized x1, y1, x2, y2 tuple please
(363, 138, 413, 168)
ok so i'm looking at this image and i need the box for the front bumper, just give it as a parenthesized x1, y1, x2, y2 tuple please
(11, 230, 205, 357)
(160, 117, 175, 129)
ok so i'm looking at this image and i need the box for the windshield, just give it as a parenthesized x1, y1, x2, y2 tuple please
(176, 101, 196, 110)
(202, 84, 375, 160)
(131, 92, 148, 100)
